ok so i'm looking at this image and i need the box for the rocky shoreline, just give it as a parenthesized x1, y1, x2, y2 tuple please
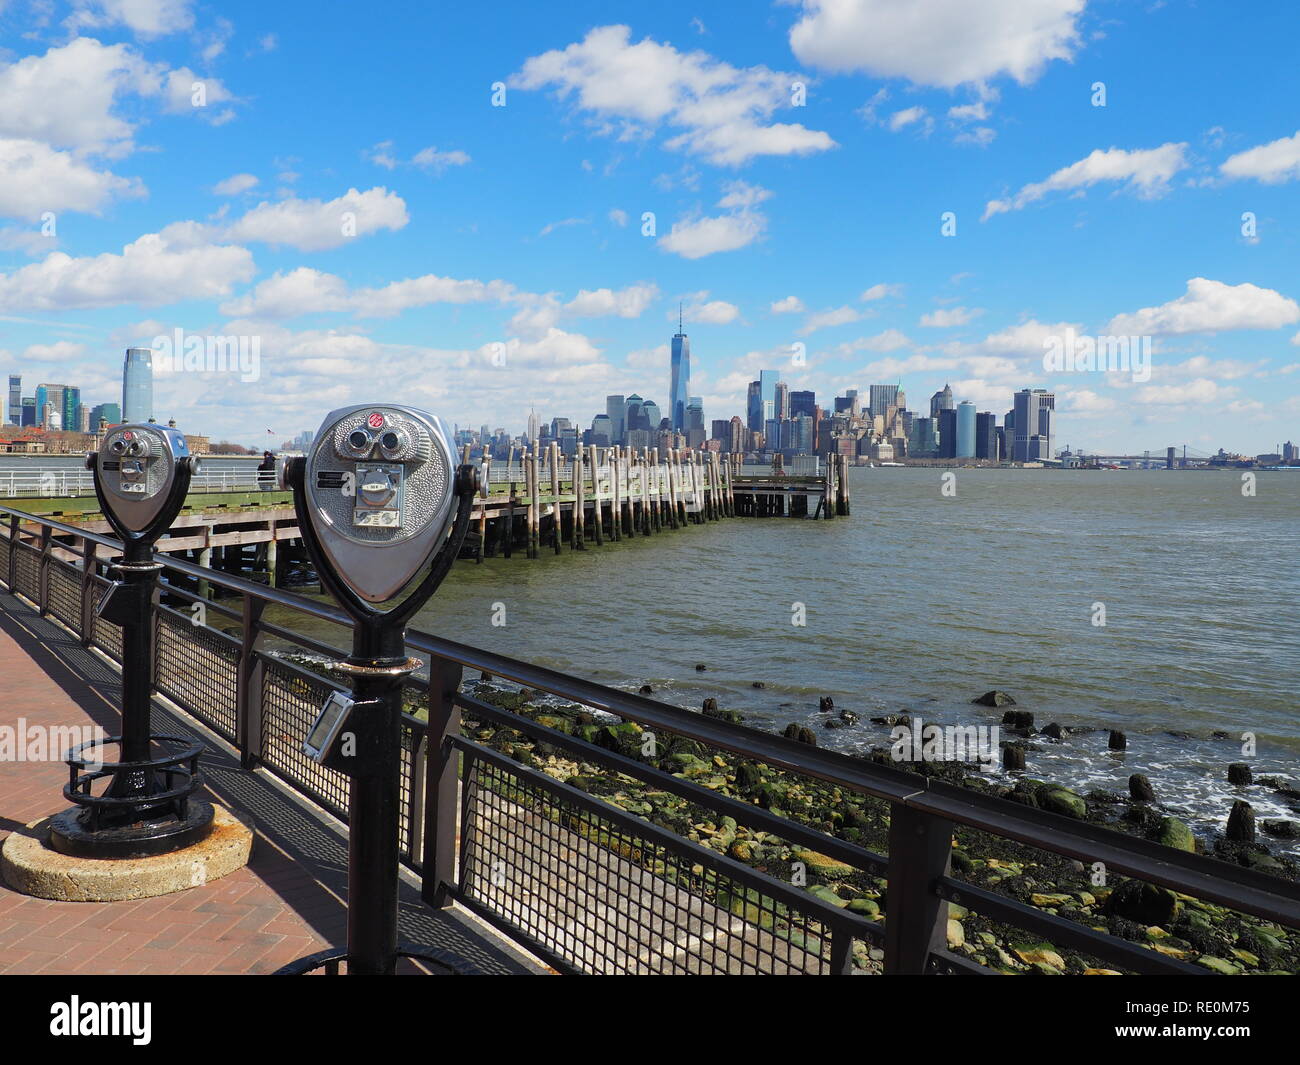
(276, 651, 1299, 975)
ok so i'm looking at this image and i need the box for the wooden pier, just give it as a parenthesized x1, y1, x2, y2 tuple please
(10, 447, 846, 585)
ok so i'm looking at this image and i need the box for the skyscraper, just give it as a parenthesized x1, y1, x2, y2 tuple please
(746, 380, 763, 432)
(62, 386, 80, 435)
(938, 408, 958, 458)
(775, 382, 790, 421)
(975, 412, 998, 460)
(35, 384, 65, 430)
(527, 406, 540, 445)
(930, 383, 954, 418)
(670, 306, 691, 432)
(956, 401, 976, 459)
(759, 370, 777, 425)
(869, 384, 899, 418)
(7, 375, 19, 425)
(790, 390, 816, 418)
(1012, 389, 1055, 462)
(625, 394, 646, 432)
(605, 395, 625, 444)
(642, 399, 661, 429)
(123, 348, 153, 423)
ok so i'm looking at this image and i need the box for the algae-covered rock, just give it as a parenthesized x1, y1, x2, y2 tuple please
(792, 848, 855, 880)
(1040, 787, 1086, 819)
(1154, 816, 1196, 852)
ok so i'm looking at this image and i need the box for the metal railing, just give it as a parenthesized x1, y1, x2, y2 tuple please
(0, 466, 269, 499)
(1, 501, 1297, 975)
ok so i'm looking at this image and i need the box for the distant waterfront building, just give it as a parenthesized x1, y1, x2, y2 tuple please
(527, 407, 540, 445)
(685, 397, 705, 448)
(774, 382, 790, 422)
(930, 383, 954, 419)
(975, 411, 998, 461)
(1013, 388, 1055, 462)
(90, 402, 121, 430)
(869, 384, 899, 418)
(956, 401, 976, 459)
(63, 386, 80, 436)
(669, 312, 691, 432)
(123, 348, 153, 423)
(938, 408, 958, 459)
(6, 375, 19, 425)
(746, 380, 763, 432)
(642, 399, 661, 430)
(605, 395, 625, 444)
(909, 416, 937, 456)
(591, 414, 613, 446)
(790, 390, 816, 418)
(35, 384, 66, 430)
(625, 394, 646, 433)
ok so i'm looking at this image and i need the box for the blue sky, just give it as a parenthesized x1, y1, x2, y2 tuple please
(0, 0, 1297, 452)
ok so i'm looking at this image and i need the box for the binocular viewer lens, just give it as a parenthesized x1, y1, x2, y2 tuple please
(343, 426, 409, 460)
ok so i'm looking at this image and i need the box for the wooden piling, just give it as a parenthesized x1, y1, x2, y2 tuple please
(572, 447, 586, 550)
(476, 455, 490, 561)
(590, 445, 604, 546)
(548, 442, 562, 554)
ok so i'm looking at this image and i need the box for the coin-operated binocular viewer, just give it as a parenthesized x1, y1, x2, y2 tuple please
(49, 424, 214, 858)
(277, 405, 478, 975)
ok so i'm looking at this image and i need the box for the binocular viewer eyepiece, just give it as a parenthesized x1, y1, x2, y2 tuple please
(88, 423, 199, 544)
(282, 404, 477, 607)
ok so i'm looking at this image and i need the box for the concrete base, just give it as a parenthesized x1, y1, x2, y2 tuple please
(1, 805, 253, 902)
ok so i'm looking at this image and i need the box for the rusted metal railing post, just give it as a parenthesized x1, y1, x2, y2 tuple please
(235, 596, 267, 768)
(421, 657, 464, 908)
(883, 804, 954, 974)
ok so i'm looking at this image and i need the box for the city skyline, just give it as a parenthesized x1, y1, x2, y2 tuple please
(0, 3, 1296, 453)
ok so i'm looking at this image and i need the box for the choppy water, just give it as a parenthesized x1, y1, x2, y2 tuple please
(287, 467, 1300, 851)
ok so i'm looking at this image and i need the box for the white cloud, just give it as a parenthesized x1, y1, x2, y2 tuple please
(983, 143, 1188, 220)
(888, 106, 929, 132)
(800, 306, 862, 335)
(1060, 389, 1116, 413)
(681, 292, 739, 325)
(1135, 378, 1233, 406)
(790, 0, 1086, 88)
(949, 101, 990, 122)
(860, 283, 902, 301)
(0, 228, 254, 311)
(1107, 278, 1300, 336)
(608, 208, 629, 227)
(411, 146, 472, 173)
(843, 329, 911, 353)
(771, 295, 804, 314)
(567, 283, 660, 319)
(1220, 130, 1300, 184)
(511, 24, 835, 166)
(920, 306, 981, 327)
(979, 318, 1082, 357)
(22, 340, 88, 364)
(222, 266, 521, 319)
(0, 138, 143, 219)
(0, 39, 234, 156)
(212, 173, 258, 196)
(659, 180, 769, 259)
(223, 187, 409, 251)
(68, 0, 195, 37)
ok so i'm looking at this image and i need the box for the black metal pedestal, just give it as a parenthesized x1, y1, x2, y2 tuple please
(47, 550, 213, 860)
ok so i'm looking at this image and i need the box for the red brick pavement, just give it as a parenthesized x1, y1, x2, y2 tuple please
(0, 619, 337, 975)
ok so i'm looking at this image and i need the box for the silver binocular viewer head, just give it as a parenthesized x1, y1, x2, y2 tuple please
(292, 404, 459, 604)
(90, 423, 196, 534)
